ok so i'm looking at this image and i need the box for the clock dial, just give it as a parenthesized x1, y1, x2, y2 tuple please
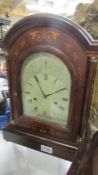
(21, 52, 71, 127)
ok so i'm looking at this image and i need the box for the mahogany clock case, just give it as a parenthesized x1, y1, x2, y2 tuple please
(2, 14, 98, 161)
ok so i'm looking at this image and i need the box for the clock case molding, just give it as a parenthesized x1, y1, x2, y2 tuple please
(2, 14, 98, 161)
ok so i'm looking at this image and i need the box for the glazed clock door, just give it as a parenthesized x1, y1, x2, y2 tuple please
(21, 52, 71, 127)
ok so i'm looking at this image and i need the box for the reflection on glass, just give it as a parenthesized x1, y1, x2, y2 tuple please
(89, 64, 98, 135)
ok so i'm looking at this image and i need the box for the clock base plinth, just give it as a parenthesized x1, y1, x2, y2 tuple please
(3, 123, 82, 161)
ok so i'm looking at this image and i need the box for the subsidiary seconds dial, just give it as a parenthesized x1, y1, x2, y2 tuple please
(21, 52, 71, 127)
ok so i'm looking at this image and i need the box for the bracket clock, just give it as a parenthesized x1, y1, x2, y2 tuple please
(2, 14, 98, 164)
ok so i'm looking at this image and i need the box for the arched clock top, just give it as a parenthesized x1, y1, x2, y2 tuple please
(2, 14, 98, 55)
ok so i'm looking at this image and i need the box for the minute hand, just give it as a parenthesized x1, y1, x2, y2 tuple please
(45, 88, 66, 98)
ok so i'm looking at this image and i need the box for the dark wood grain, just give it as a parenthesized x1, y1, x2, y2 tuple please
(76, 132, 98, 175)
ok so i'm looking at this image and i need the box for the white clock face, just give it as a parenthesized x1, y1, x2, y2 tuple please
(21, 52, 71, 127)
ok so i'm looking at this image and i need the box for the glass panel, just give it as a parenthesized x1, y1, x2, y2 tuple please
(21, 52, 71, 127)
(89, 63, 98, 136)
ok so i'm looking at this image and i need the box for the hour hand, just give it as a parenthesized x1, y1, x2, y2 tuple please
(34, 75, 45, 97)
(45, 87, 66, 98)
